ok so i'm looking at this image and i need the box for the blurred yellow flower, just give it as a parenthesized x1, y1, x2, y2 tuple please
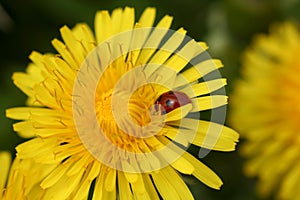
(230, 22, 300, 199)
(6, 7, 238, 199)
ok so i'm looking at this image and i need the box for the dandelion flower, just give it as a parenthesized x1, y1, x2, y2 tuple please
(6, 7, 238, 199)
(230, 22, 300, 199)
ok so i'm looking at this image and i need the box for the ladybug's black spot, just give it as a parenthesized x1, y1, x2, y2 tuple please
(165, 99, 172, 107)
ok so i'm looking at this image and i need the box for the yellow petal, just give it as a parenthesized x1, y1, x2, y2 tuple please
(72, 23, 96, 53)
(13, 119, 73, 138)
(12, 73, 35, 98)
(183, 152, 223, 189)
(118, 172, 134, 200)
(180, 78, 227, 98)
(12, 72, 37, 88)
(151, 171, 181, 200)
(163, 127, 192, 147)
(26, 62, 44, 81)
(53, 57, 75, 86)
(198, 41, 208, 50)
(60, 26, 86, 65)
(142, 174, 160, 200)
(145, 28, 187, 77)
(93, 165, 107, 199)
(0, 152, 11, 193)
(28, 51, 44, 68)
(171, 156, 195, 175)
(95, 10, 112, 44)
(155, 136, 191, 174)
(165, 39, 206, 74)
(119, 7, 135, 32)
(130, 174, 146, 194)
(105, 168, 116, 192)
(12, 121, 35, 138)
(138, 7, 156, 27)
(42, 168, 84, 199)
(3, 160, 26, 200)
(74, 161, 100, 199)
(51, 39, 78, 69)
(40, 163, 70, 189)
(161, 166, 194, 200)
(110, 8, 123, 34)
(67, 154, 93, 176)
(155, 135, 194, 174)
(101, 189, 116, 200)
(167, 119, 239, 151)
(135, 15, 173, 65)
(165, 103, 192, 122)
(156, 15, 173, 28)
(16, 138, 57, 159)
(174, 59, 223, 88)
(193, 121, 239, 151)
(191, 95, 228, 112)
(25, 183, 44, 200)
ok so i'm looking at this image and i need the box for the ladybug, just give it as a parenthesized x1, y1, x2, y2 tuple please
(156, 91, 192, 113)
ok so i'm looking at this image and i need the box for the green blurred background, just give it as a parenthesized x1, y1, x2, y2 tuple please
(1, 0, 300, 199)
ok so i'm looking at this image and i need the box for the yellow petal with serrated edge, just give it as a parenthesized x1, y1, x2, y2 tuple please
(110, 8, 123, 34)
(119, 7, 135, 32)
(198, 41, 208, 50)
(12, 72, 37, 88)
(167, 118, 239, 151)
(183, 152, 223, 189)
(12, 121, 35, 138)
(16, 137, 58, 159)
(95, 10, 112, 44)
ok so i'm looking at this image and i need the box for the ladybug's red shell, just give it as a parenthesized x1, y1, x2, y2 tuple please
(156, 91, 192, 113)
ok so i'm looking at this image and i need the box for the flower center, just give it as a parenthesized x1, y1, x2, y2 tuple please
(94, 57, 165, 152)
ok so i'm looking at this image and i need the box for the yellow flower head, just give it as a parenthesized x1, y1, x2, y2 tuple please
(5, 7, 238, 199)
(230, 22, 300, 199)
